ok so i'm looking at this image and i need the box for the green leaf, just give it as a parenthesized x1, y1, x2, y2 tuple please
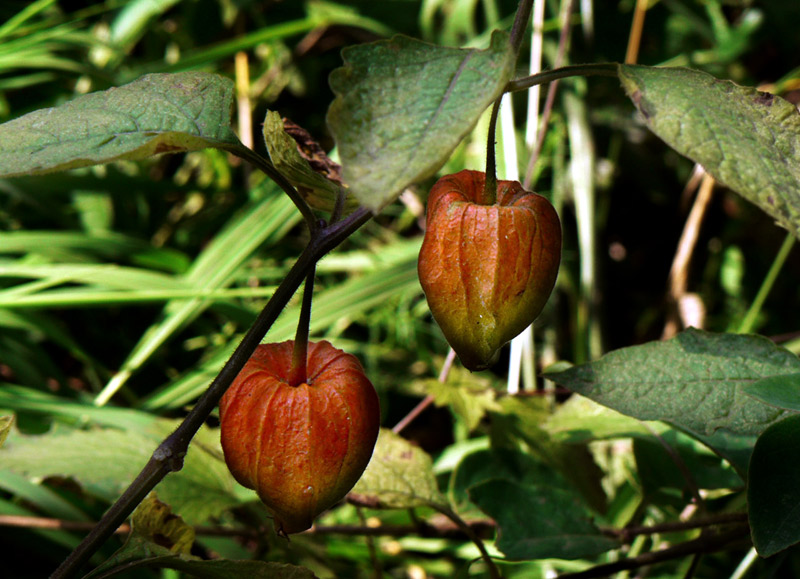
(687, 429, 757, 480)
(544, 395, 665, 443)
(0, 423, 239, 525)
(132, 494, 195, 555)
(327, 31, 515, 211)
(743, 373, 800, 411)
(0, 71, 240, 178)
(263, 110, 351, 212)
(545, 328, 800, 437)
(490, 396, 608, 514)
(416, 371, 501, 431)
(619, 65, 800, 240)
(469, 480, 618, 561)
(451, 447, 564, 507)
(0, 415, 12, 448)
(633, 430, 743, 493)
(748, 415, 800, 557)
(349, 428, 446, 509)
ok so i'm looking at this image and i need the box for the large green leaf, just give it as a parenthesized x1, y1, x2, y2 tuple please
(327, 31, 514, 211)
(545, 328, 800, 437)
(469, 480, 618, 561)
(0, 423, 240, 525)
(619, 65, 800, 240)
(748, 415, 800, 557)
(0, 71, 240, 177)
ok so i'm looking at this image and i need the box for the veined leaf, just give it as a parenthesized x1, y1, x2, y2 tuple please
(1, 423, 239, 525)
(545, 328, 800, 437)
(620, 65, 800, 240)
(469, 480, 618, 561)
(0, 71, 240, 177)
(327, 31, 514, 211)
(349, 428, 445, 509)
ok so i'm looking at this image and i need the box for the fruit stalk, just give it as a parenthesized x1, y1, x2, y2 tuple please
(289, 267, 316, 387)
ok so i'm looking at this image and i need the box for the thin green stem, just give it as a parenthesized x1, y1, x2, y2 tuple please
(289, 267, 316, 387)
(50, 205, 373, 579)
(329, 185, 348, 225)
(505, 63, 620, 93)
(737, 233, 795, 334)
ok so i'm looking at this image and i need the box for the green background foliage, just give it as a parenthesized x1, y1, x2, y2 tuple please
(2, 0, 800, 578)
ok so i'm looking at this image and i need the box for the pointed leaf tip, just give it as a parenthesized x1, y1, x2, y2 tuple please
(620, 64, 800, 240)
(0, 71, 240, 178)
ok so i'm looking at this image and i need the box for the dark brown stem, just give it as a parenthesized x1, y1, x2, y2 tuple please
(505, 63, 619, 94)
(557, 526, 751, 579)
(226, 143, 319, 233)
(481, 0, 534, 206)
(509, 0, 534, 57)
(601, 513, 749, 543)
(288, 266, 316, 387)
(50, 205, 374, 579)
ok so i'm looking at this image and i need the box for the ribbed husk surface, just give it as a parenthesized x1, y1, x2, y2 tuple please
(219, 340, 380, 534)
(418, 170, 561, 370)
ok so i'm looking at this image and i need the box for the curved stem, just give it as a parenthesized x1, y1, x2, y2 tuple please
(289, 266, 316, 387)
(737, 233, 795, 334)
(434, 504, 502, 579)
(505, 63, 620, 94)
(226, 143, 319, 233)
(51, 206, 374, 579)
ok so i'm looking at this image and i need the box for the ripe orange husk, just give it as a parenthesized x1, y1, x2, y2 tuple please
(219, 340, 380, 534)
(418, 169, 562, 370)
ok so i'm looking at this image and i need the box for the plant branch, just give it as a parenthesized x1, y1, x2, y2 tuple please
(226, 143, 319, 233)
(506, 63, 620, 94)
(521, 0, 577, 190)
(509, 0, 534, 57)
(51, 205, 374, 579)
(557, 526, 751, 579)
(601, 513, 749, 543)
(434, 504, 501, 579)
